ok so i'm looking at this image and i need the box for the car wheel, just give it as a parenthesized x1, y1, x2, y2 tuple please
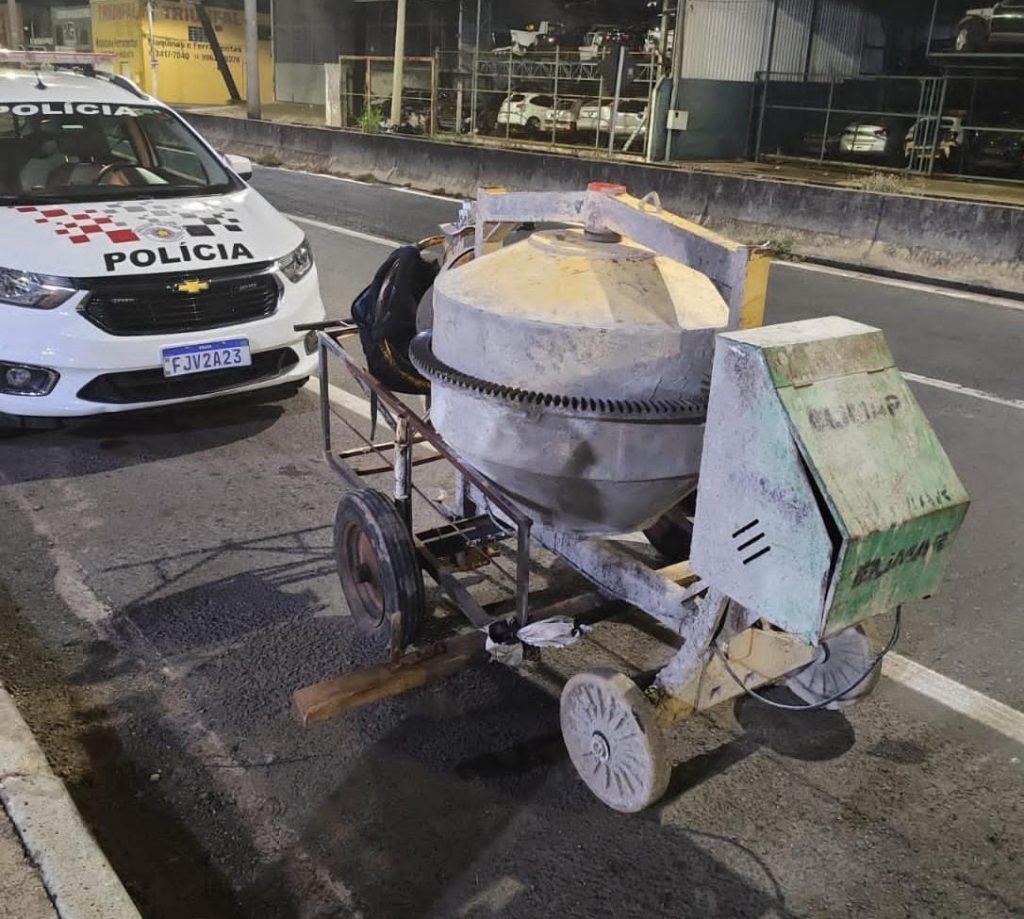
(283, 375, 311, 396)
(526, 116, 541, 133)
(954, 22, 983, 52)
(334, 488, 425, 650)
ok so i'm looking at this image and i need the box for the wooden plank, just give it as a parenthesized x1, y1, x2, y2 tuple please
(295, 561, 705, 727)
(294, 632, 487, 727)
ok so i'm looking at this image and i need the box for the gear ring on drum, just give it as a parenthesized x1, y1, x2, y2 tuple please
(410, 331, 707, 423)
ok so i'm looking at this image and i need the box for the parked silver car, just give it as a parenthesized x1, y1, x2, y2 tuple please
(542, 98, 582, 133)
(576, 98, 648, 137)
(838, 119, 907, 163)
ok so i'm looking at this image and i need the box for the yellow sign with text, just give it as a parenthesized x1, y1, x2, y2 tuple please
(91, 0, 273, 105)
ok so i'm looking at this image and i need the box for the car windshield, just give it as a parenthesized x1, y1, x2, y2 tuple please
(0, 102, 238, 205)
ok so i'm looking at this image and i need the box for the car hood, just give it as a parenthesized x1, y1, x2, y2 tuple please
(964, 7, 994, 19)
(1, 187, 303, 279)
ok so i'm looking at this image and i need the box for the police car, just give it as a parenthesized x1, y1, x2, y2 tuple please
(0, 60, 324, 427)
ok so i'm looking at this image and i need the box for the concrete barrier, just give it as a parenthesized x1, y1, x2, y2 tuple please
(188, 113, 1024, 294)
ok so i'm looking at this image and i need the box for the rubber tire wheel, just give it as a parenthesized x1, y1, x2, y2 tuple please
(334, 488, 425, 649)
(560, 669, 671, 813)
(526, 116, 541, 132)
(643, 491, 697, 563)
(954, 23, 982, 52)
(282, 376, 310, 397)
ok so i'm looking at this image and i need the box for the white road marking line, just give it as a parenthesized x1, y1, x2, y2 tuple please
(780, 261, 1024, 314)
(302, 377, 373, 420)
(0, 472, 360, 915)
(7, 488, 111, 624)
(288, 213, 403, 249)
(884, 654, 1024, 747)
(904, 372, 1024, 412)
(302, 378, 438, 459)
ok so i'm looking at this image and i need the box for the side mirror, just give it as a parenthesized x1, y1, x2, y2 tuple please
(224, 153, 253, 181)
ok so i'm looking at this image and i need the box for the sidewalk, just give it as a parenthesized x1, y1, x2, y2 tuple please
(0, 808, 56, 919)
(0, 683, 142, 919)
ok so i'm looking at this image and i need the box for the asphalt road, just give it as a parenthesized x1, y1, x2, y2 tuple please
(0, 167, 1022, 919)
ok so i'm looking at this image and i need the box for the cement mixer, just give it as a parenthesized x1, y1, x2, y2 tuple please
(294, 185, 969, 813)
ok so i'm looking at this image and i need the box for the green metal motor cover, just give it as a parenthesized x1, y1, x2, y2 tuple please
(691, 316, 970, 642)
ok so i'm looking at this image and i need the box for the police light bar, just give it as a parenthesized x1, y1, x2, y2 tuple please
(0, 49, 117, 68)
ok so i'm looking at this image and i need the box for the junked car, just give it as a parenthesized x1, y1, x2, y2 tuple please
(955, 2, 1024, 51)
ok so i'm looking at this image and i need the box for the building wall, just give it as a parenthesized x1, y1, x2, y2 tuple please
(680, 0, 872, 82)
(91, 0, 273, 105)
(273, 0, 359, 104)
(0, 2, 23, 47)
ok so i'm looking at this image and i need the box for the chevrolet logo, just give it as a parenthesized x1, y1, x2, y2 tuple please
(175, 279, 210, 295)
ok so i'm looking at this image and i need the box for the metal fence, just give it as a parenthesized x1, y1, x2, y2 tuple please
(753, 71, 1024, 183)
(336, 55, 437, 133)
(330, 49, 661, 158)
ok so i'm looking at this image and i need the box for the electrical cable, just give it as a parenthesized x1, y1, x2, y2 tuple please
(710, 607, 902, 712)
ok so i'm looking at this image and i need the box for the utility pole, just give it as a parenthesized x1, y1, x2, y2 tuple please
(470, 0, 481, 133)
(6, 0, 18, 49)
(754, 0, 780, 161)
(658, 0, 671, 72)
(146, 0, 159, 98)
(664, 0, 686, 159)
(670, 0, 685, 86)
(244, 0, 261, 119)
(390, 0, 407, 130)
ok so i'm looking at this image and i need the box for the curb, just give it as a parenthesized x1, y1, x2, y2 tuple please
(0, 682, 142, 919)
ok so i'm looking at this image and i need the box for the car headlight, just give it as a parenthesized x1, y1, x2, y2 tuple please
(0, 267, 76, 309)
(278, 239, 314, 283)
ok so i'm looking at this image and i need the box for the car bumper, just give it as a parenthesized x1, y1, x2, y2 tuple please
(840, 142, 888, 155)
(0, 267, 324, 419)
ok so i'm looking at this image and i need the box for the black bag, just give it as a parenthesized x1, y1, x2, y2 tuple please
(351, 246, 438, 395)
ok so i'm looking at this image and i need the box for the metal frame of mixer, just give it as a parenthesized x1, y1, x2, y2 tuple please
(313, 318, 535, 632)
(291, 186, 877, 812)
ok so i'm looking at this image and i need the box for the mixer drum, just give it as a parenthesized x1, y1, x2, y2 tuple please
(416, 228, 730, 534)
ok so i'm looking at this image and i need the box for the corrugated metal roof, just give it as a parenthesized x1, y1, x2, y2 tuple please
(680, 0, 868, 82)
(810, 0, 868, 76)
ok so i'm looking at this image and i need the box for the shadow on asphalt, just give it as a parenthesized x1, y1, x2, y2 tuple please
(0, 584, 253, 919)
(278, 676, 801, 919)
(107, 525, 336, 656)
(662, 694, 856, 804)
(0, 383, 305, 485)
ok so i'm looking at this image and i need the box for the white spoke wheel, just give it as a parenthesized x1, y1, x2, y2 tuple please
(560, 669, 670, 813)
(785, 624, 880, 710)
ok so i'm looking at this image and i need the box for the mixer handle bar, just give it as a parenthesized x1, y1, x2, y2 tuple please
(472, 185, 770, 331)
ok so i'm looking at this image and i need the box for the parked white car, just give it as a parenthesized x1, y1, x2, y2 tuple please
(904, 116, 965, 168)
(496, 92, 555, 131)
(576, 98, 648, 137)
(0, 64, 324, 427)
(542, 98, 582, 133)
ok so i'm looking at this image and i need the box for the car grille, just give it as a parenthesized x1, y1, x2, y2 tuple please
(80, 265, 280, 336)
(77, 347, 299, 405)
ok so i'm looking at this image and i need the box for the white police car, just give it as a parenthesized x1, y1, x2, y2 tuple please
(0, 64, 324, 427)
